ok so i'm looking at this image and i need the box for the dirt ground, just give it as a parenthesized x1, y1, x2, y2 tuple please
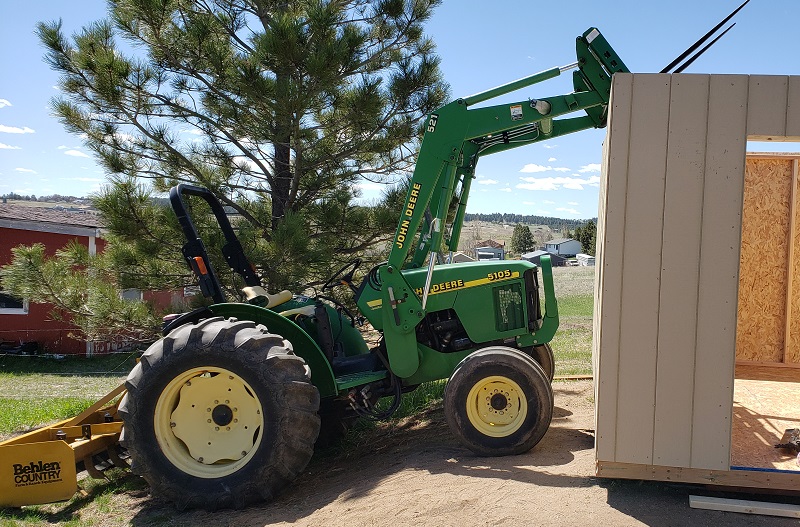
(120, 380, 800, 527)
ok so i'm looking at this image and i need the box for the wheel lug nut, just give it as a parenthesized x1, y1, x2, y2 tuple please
(207, 419, 212, 423)
(225, 400, 230, 404)
(214, 400, 219, 404)
(226, 427, 230, 431)
(198, 457, 204, 462)
(170, 422, 176, 428)
(241, 451, 247, 456)
(207, 408, 211, 412)
(215, 426, 219, 431)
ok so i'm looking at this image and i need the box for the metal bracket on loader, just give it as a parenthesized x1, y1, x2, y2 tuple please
(0, 384, 128, 507)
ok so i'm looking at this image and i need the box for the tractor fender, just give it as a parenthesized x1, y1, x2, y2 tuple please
(209, 303, 337, 398)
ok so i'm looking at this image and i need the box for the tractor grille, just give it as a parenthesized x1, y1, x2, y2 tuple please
(493, 282, 525, 332)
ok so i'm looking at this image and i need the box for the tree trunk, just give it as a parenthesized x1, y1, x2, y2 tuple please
(272, 71, 292, 230)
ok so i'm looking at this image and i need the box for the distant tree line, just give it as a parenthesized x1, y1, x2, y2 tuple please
(2, 193, 85, 203)
(464, 212, 596, 235)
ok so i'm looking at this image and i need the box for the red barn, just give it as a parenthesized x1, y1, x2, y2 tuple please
(0, 204, 108, 355)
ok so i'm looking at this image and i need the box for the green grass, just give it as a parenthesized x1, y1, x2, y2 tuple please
(0, 398, 95, 436)
(0, 352, 139, 438)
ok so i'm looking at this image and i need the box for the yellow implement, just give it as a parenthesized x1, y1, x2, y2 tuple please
(0, 385, 127, 507)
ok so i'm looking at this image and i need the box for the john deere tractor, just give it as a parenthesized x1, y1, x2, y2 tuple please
(0, 28, 628, 510)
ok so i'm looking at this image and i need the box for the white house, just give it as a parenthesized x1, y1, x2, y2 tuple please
(576, 253, 595, 266)
(544, 238, 581, 257)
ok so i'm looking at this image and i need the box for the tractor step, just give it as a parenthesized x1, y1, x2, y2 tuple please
(335, 370, 388, 390)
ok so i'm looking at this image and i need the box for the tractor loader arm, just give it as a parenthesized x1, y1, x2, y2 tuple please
(370, 28, 628, 375)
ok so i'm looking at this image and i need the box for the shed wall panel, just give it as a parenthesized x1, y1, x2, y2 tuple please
(614, 74, 670, 465)
(689, 74, 747, 469)
(652, 75, 709, 467)
(593, 73, 634, 462)
(597, 73, 800, 482)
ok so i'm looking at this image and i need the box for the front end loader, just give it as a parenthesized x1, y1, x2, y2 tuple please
(0, 26, 627, 510)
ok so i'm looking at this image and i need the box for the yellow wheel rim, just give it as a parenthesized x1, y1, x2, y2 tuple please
(154, 367, 264, 478)
(465, 375, 527, 437)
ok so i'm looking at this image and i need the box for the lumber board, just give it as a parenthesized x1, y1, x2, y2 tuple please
(614, 74, 670, 465)
(652, 74, 708, 467)
(596, 461, 800, 492)
(788, 159, 800, 364)
(689, 496, 800, 518)
(594, 73, 634, 462)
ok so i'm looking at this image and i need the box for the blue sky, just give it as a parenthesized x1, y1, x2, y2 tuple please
(1, 0, 798, 218)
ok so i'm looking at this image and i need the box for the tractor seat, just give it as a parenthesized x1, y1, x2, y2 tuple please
(241, 286, 293, 309)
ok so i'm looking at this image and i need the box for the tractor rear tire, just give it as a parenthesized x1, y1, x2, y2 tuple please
(444, 347, 553, 457)
(119, 317, 320, 510)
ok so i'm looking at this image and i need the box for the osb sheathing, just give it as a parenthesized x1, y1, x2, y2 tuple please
(736, 156, 799, 364)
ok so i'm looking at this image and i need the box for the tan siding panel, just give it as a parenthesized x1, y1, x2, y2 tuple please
(746, 76, 788, 138)
(615, 74, 671, 465)
(736, 159, 792, 362)
(690, 75, 748, 470)
(652, 75, 709, 467)
(594, 73, 634, 462)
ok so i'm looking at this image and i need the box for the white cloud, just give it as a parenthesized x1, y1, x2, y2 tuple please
(64, 149, 90, 158)
(0, 143, 21, 150)
(568, 201, 579, 206)
(578, 163, 601, 173)
(15, 167, 37, 174)
(548, 157, 557, 162)
(517, 175, 599, 191)
(476, 178, 498, 185)
(0, 99, 11, 108)
(180, 128, 204, 136)
(543, 200, 555, 204)
(536, 209, 551, 215)
(499, 187, 512, 192)
(557, 207, 581, 215)
(0, 125, 35, 134)
(520, 164, 571, 173)
(542, 144, 557, 149)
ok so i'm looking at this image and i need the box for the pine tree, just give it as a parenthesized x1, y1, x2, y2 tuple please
(510, 224, 535, 255)
(25, 1, 448, 297)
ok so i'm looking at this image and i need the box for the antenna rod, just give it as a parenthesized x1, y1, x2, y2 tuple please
(660, 0, 751, 73)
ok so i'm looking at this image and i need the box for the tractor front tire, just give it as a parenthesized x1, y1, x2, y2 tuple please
(119, 317, 320, 510)
(444, 347, 553, 457)
(528, 343, 555, 382)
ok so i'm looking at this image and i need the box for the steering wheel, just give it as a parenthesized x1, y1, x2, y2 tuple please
(321, 259, 362, 292)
